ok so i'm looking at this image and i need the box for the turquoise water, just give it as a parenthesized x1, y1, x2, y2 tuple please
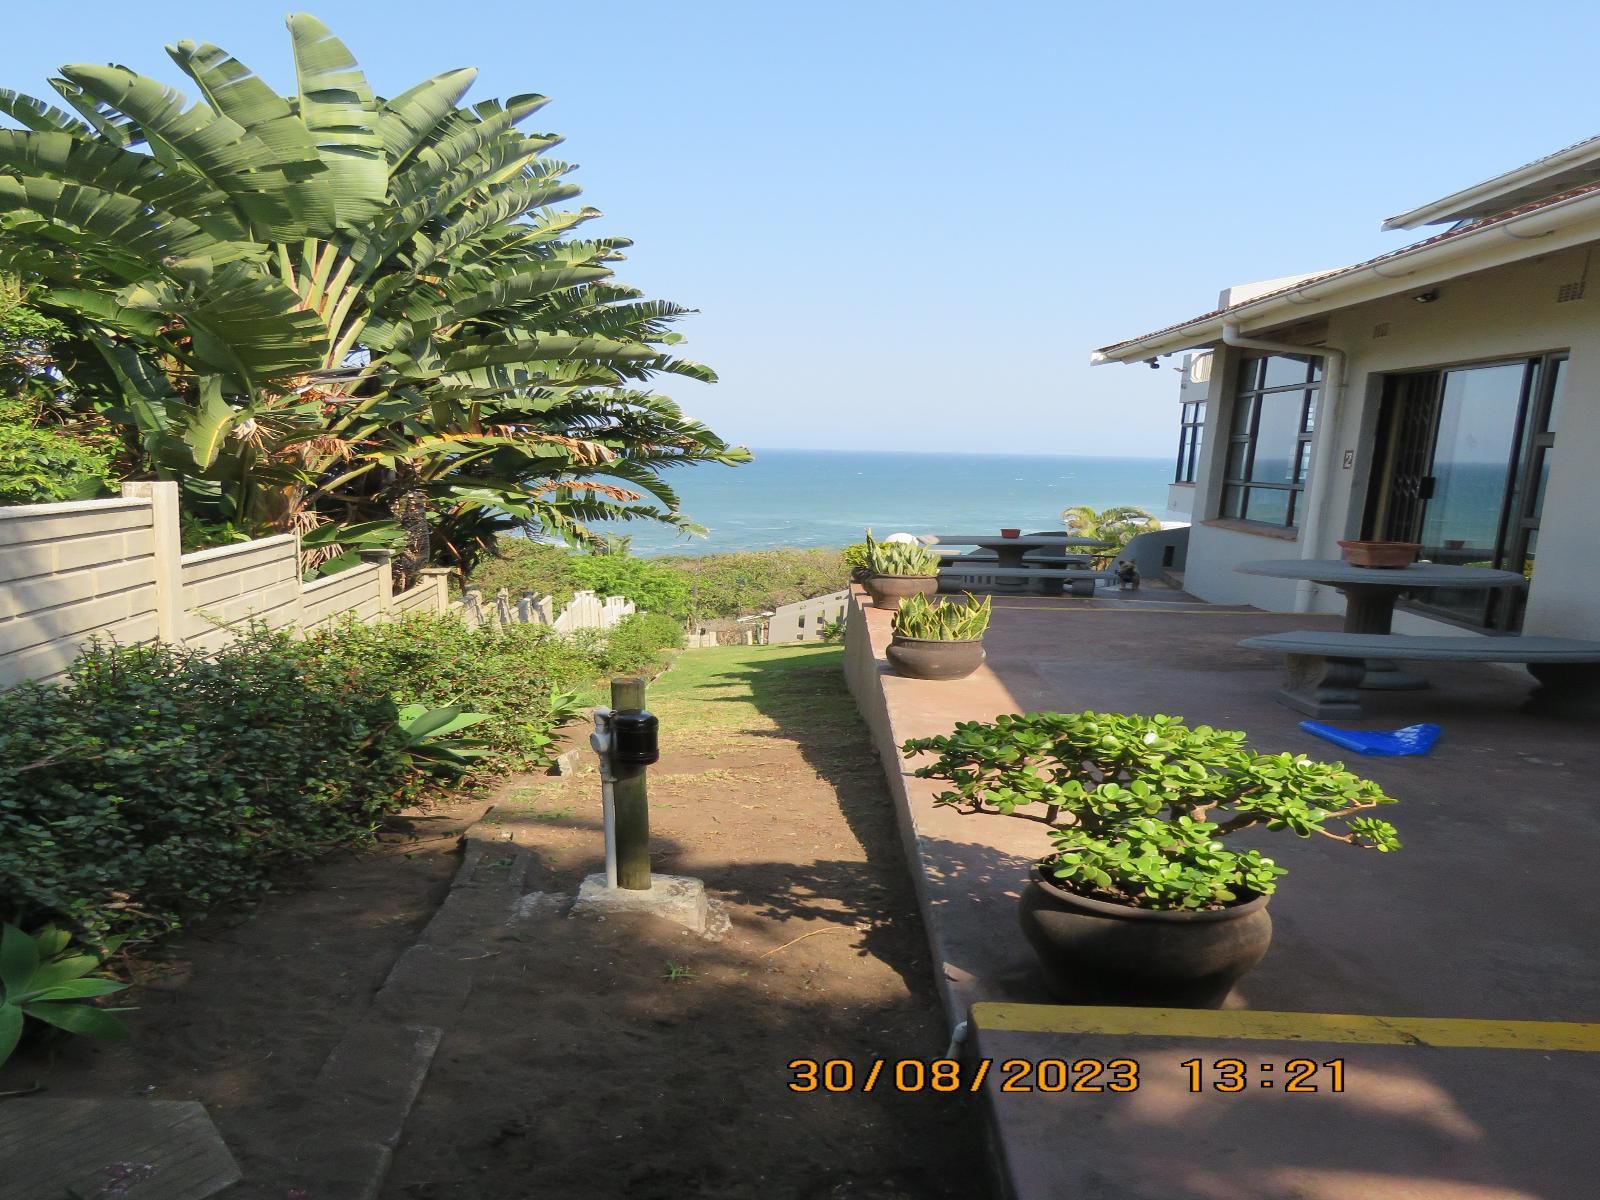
(590, 449, 1175, 556)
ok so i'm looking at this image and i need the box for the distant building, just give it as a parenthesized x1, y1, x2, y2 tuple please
(1096, 134, 1600, 637)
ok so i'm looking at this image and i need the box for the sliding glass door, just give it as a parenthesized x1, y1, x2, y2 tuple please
(1365, 354, 1565, 630)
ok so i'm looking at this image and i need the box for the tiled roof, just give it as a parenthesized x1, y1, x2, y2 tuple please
(1094, 178, 1600, 359)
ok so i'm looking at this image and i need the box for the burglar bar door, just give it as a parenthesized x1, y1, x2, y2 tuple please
(1366, 371, 1441, 543)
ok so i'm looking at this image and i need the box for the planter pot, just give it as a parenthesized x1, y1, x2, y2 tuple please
(1000, 528, 1021, 539)
(885, 635, 985, 680)
(1017, 868, 1272, 1008)
(1337, 539, 1421, 569)
(864, 574, 939, 611)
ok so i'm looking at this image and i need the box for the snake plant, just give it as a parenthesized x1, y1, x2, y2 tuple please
(891, 592, 992, 641)
(865, 530, 941, 577)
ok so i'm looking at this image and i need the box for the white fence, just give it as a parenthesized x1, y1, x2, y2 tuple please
(456, 586, 636, 634)
(1, 481, 448, 688)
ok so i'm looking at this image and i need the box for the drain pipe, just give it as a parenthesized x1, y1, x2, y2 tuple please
(589, 707, 619, 888)
(1221, 322, 1346, 613)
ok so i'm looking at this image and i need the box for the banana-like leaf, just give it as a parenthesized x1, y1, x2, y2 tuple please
(0, 88, 90, 134)
(0, 130, 249, 243)
(120, 261, 325, 388)
(286, 14, 387, 231)
(299, 519, 407, 549)
(0, 175, 246, 271)
(182, 375, 242, 470)
(47, 77, 144, 148)
(376, 67, 477, 169)
(166, 39, 336, 235)
(59, 63, 329, 240)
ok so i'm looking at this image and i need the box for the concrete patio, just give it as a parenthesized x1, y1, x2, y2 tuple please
(844, 582, 1600, 1200)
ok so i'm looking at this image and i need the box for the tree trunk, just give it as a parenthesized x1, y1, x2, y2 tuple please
(390, 461, 430, 593)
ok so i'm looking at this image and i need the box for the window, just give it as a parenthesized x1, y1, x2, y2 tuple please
(1174, 400, 1206, 483)
(1220, 354, 1321, 528)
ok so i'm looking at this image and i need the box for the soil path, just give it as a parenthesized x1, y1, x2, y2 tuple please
(381, 644, 986, 1199)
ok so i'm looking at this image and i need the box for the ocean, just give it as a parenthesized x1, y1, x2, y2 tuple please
(590, 448, 1175, 556)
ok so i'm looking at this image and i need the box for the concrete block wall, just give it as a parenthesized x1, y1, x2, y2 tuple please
(180, 535, 301, 653)
(0, 497, 161, 687)
(0, 484, 449, 688)
(302, 562, 386, 629)
(768, 588, 850, 644)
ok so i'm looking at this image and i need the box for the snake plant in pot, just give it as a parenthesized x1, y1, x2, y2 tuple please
(903, 712, 1401, 1007)
(862, 530, 942, 610)
(886, 593, 992, 680)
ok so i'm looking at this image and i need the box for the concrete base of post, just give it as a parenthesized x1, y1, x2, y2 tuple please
(570, 873, 728, 937)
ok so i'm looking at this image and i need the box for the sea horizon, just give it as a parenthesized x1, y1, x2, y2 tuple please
(583, 447, 1177, 557)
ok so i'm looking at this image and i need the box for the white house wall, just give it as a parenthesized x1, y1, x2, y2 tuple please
(1181, 242, 1600, 637)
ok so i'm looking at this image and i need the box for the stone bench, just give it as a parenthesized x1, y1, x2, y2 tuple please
(939, 564, 1110, 598)
(1238, 631, 1600, 718)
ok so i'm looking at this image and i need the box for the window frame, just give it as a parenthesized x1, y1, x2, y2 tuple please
(1174, 400, 1206, 484)
(1219, 354, 1322, 529)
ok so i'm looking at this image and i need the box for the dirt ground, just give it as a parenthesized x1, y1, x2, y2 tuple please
(1, 645, 987, 1199)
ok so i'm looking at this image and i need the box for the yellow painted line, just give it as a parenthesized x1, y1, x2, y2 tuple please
(970, 1003, 1600, 1052)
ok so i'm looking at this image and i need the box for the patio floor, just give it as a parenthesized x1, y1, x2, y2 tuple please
(843, 582, 1600, 1200)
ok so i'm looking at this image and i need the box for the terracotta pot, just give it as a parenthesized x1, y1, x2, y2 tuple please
(1017, 868, 1273, 1008)
(885, 635, 985, 680)
(1337, 539, 1421, 569)
(864, 574, 939, 611)
(1000, 528, 1021, 538)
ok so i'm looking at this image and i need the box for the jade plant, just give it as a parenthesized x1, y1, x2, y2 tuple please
(902, 711, 1400, 911)
(892, 593, 992, 641)
(864, 530, 941, 577)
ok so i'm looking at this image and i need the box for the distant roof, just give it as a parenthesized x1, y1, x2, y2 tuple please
(1383, 133, 1600, 230)
(1093, 178, 1600, 363)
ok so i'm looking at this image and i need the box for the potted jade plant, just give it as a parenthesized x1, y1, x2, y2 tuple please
(902, 712, 1401, 1007)
(886, 592, 992, 680)
(862, 530, 942, 610)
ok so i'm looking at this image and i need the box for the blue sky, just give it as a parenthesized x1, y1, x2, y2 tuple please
(7, 2, 1600, 457)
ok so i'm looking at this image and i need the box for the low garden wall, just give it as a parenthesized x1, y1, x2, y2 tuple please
(0, 482, 448, 687)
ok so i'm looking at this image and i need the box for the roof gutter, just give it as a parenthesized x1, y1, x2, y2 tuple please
(1221, 323, 1344, 613)
(1090, 185, 1600, 365)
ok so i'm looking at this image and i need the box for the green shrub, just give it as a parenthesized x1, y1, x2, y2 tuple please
(601, 612, 685, 676)
(297, 615, 596, 771)
(0, 400, 116, 506)
(903, 711, 1401, 912)
(469, 540, 580, 606)
(568, 555, 692, 619)
(661, 547, 849, 620)
(0, 629, 417, 944)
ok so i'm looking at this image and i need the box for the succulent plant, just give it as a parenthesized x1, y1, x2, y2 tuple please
(891, 592, 991, 641)
(865, 529, 941, 577)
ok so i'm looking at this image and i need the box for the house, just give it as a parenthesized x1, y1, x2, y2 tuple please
(1094, 136, 1600, 638)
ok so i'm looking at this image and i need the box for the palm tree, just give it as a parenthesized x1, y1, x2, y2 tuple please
(0, 15, 746, 578)
(1061, 505, 1161, 567)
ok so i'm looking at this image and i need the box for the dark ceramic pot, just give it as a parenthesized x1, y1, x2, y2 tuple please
(885, 636, 985, 681)
(864, 574, 939, 611)
(1337, 539, 1421, 569)
(1017, 868, 1272, 1008)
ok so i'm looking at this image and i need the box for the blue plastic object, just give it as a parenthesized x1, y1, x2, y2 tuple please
(1298, 721, 1441, 757)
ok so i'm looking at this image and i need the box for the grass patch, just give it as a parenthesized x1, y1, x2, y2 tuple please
(645, 644, 859, 752)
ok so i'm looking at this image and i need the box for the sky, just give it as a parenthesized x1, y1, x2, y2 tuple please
(6, 1, 1600, 458)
